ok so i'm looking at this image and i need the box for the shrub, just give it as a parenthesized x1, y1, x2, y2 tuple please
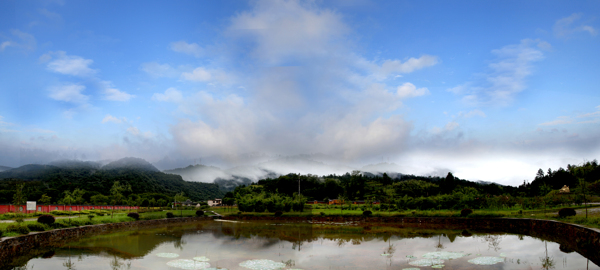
(50, 222, 69, 229)
(237, 211, 242, 215)
(0, 229, 3, 237)
(274, 211, 283, 217)
(27, 223, 46, 232)
(83, 221, 93, 226)
(15, 217, 24, 223)
(37, 215, 56, 225)
(96, 212, 105, 216)
(7, 224, 30, 234)
(166, 212, 174, 218)
(559, 208, 576, 218)
(461, 208, 473, 217)
(127, 212, 140, 220)
(195, 210, 204, 216)
(88, 214, 95, 221)
(320, 212, 326, 216)
(363, 210, 372, 216)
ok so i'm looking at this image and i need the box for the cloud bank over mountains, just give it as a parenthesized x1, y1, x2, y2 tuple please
(1, 0, 599, 186)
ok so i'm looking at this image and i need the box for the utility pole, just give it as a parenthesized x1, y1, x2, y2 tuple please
(298, 174, 301, 196)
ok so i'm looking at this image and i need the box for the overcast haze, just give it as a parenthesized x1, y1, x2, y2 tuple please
(1, 0, 599, 186)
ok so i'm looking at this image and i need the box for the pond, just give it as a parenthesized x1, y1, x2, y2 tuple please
(7, 220, 599, 270)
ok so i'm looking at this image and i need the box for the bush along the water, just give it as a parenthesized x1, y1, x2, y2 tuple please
(363, 210, 372, 216)
(166, 212, 174, 218)
(274, 211, 283, 217)
(195, 210, 204, 216)
(37, 215, 56, 225)
(6, 224, 30, 234)
(27, 223, 46, 232)
(127, 212, 140, 220)
(461, 208, 473, 217)
(559, 208, 576, 218)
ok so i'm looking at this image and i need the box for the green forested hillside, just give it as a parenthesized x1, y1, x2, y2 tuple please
(0, 161, 224, 204)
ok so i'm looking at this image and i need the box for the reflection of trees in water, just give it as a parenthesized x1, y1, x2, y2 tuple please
(540, 241, 555, 270)
(481, 235, 503, 252)
(109, 255, 132, 270)
(436, 234, 445, 250)
(63, 257, 76, 270)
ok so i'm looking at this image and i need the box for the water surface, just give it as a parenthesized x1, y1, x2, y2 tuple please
(12, 220, 599, 269)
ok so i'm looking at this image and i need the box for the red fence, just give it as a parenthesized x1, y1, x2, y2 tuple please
(0, 204, 139, 214)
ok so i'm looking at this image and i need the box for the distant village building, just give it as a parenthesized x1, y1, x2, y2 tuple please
(559, 185, 570, 193)
(207, 199, 222, 206)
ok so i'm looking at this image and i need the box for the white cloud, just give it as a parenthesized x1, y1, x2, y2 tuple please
(104, 87, 134, 101)
(181, 67, 212, 82)
(448, 39, 546, 106)
(140, 62, 178, 78)
(396, 82, 429, 98)
(378, 55, 438, 77)
(181, 67, 230, 83)
(0, 29, 36, 52)
(0, 41, 14, 51)
(459, 109, 486, 118)
(554, 13, 597, 38)
(539, 116, 572, 126)
(227, 0, 349, 65)
(170, 41, 204, 57)
(48, 83, 89, 103)
(152, 87, 183, 102)
(102, 115, 123, 124)
(46, 51, 96, 76)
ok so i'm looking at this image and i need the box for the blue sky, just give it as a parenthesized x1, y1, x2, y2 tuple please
(1, 0, 599, 185)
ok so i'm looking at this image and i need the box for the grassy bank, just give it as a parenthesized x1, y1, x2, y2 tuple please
(0, 209, 212, 238)
(211, 204, 600, 230)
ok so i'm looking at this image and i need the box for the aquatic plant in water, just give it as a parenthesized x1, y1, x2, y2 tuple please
(468, 257, 504, 265)
(431, 265, 444, 268)
(239, 259, 287, 270)
(422, 251, 466, 260)
(167, 259, 211, 269)
(405, 255, 416, 259)
(194, 256, 210, 262)
(408, 259, 444, 267)
(156, 253, 180, 258)
(402, 268, 420, 270)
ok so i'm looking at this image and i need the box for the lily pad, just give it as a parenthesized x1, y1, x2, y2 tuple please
(167, 259, 211, 269)
(468, 257, 504, 265)
(422, 251, 466, 260)
(408, 259, 444, 267)
(194, 256, 210, 262)
(239, 259, 287, 270)
(499, 253, 506, 257)
(156, 253, 180, 258)
(381, 254, 392, 257)
(406, 255, 416, 259)
(431, 265, 444, 268)
(402, 268, 420, 270)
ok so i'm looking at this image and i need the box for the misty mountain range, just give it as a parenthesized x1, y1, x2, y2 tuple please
(0, 156, 499, 191)
(0, 156, 417, 189)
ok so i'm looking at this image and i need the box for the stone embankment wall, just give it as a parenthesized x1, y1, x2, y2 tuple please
(0, 216, 212, 267)
(225, 216, 600, 266)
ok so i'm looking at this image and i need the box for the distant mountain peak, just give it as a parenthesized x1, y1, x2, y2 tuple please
(102, 157, 159, 172)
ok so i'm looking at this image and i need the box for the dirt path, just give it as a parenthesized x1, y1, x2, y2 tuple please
(0, 215, 81, 223)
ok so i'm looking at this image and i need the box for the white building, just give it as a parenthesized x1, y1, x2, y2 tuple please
(207, 199, 222, 206)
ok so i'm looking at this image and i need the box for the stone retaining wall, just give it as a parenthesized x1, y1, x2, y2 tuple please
(0, 216, 212, 268)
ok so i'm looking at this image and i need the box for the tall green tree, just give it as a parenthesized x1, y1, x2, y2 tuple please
(38, 194, 52, 205)
(110, 181, 128, 219)
(13, 183, 26, 215)
(174, 192, 187, 217)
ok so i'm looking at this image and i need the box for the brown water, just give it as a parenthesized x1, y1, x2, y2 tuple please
(9, 220, 599, 270)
